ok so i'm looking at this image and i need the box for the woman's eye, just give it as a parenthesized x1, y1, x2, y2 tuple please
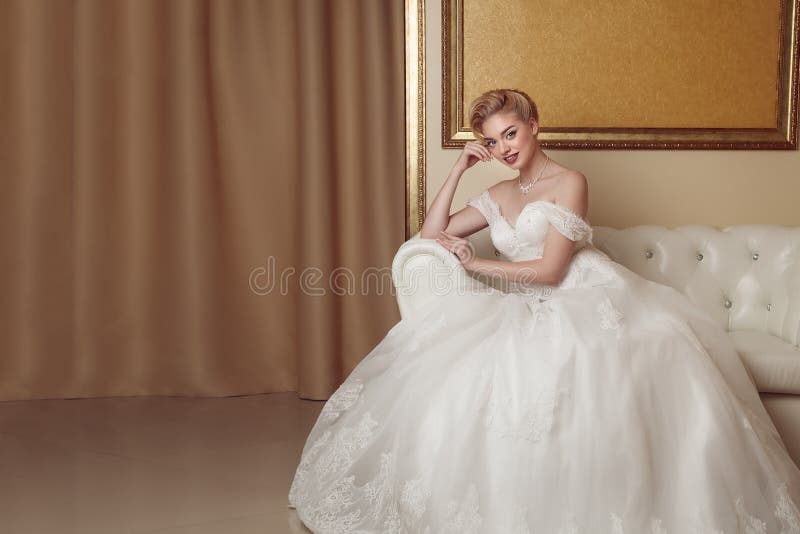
(506, 130, 516, 139)
(485, 140, 495, 147)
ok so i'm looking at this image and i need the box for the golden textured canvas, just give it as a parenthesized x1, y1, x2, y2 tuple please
(442, 0, 799, 148)
(463, 0, 780, 129)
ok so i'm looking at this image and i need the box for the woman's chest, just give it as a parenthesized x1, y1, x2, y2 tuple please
(490, 206, 551, 258)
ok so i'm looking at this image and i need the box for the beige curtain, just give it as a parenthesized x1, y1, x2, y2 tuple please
(0, 0, 405, 401)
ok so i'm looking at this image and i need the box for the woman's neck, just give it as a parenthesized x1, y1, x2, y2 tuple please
(518, 146, 547, 180)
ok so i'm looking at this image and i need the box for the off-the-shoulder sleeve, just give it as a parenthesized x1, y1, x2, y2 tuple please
(466, 190, 493, 224)
(537, 202, 593, 244)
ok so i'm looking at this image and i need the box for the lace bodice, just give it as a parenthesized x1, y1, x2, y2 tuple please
(465, 190, 619, 296)
(466, 190, 593, 262)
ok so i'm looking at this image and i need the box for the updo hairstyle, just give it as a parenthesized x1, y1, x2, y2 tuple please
(468, 89, 539, 140)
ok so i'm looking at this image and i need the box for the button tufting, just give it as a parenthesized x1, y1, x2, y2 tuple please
(645, 250, 653, 259)
(752, 252, 759, 261)
(696, 253, 703, 261)
(724, 299, 732, 309)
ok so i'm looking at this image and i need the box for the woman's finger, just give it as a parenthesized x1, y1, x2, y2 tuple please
(440, 230, 463, 243)
(436, 238, 453, 251)
(469, 142, 490, 159)
(440, 233, 473, 260)
(440, 235, 464, 249)
(438, 236, 457, 247)
(466, 143, 490, 162)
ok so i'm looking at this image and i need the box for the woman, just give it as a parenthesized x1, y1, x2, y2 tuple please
(288, 89, 800, 533)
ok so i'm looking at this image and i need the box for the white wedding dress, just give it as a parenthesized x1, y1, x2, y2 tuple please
(288, 190, 800, 534)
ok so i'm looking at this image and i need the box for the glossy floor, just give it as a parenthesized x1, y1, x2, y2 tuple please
(0, 392, 323, 533)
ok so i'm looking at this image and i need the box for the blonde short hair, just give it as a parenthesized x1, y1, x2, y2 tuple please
(469, 89, 539, 139)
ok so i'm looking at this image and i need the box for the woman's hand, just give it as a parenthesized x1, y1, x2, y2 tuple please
(436, 230, 478, 270)
(454, 140, 493, 172)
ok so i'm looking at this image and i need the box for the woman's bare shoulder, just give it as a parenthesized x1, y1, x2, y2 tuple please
(554, 168, 588, 194)
(547, 160, 585, 181)
(552, 168, 588, 216)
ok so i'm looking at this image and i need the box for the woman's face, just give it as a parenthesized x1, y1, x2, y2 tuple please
(480, 112, 539, 170)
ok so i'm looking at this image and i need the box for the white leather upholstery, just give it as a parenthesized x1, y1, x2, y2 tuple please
(729, 330, 800, 395)
(762, 394, 800, 465)
(391, 235, 466, 320)
(592, 225, 800, 347)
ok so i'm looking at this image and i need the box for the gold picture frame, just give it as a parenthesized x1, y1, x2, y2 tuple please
(405, 0, 426, 239)
(442, 0, 799, 150)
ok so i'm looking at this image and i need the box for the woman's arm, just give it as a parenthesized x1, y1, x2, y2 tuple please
(438, 171, 588, 286)
(419, 141, 492, 239)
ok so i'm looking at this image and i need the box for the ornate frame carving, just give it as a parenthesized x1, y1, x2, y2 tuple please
(405, 0, 426, 238)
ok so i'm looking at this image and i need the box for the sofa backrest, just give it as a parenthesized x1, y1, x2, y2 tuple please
(593, 225, 800, 347)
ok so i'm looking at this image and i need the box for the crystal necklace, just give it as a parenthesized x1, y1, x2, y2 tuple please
(518, 155, 549, 195)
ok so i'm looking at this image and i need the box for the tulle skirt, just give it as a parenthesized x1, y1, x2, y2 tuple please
(288, 253, 800, 533)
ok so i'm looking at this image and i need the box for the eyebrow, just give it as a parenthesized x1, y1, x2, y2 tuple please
(483, 124, 516, 141)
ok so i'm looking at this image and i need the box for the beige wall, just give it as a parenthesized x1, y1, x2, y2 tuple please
(425, 0, 800, 233)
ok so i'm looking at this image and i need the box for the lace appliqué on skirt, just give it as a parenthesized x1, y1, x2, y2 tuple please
(735, 498, 767, 534)
(289, 411, 378, 517)
(401, 477, 432, 521)
(441, 484, 482, 534)
(598, 298, 624, 332)
(526, 297, 561, 338)
(512, 505, 532, 534)
(483, 372, 560, 443)
(320, 380, 364, 423)
(776, 482, 800, 534)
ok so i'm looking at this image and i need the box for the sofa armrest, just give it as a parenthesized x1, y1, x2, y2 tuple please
(391, 233, 466, 320)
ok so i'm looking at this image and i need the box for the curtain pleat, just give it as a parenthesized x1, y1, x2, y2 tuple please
(293, 0, 406, 398)
(0, 0, 404, 401)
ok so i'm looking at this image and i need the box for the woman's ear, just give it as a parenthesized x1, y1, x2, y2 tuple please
(529, 118, 539, 137)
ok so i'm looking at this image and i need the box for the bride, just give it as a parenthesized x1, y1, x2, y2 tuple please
(288, 88, 800, 533)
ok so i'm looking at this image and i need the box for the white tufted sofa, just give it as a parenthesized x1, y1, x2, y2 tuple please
(391, 225, 800, 466)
